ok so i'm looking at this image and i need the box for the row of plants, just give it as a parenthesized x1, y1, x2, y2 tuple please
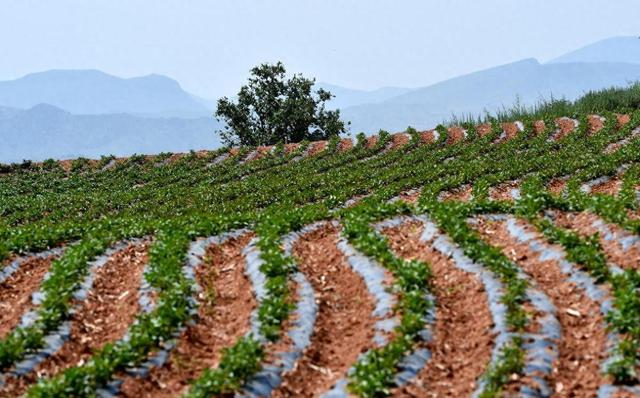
(417, 198, 526, 397)
(1, 113, 516, 245)
(405, 113, 640, 394)
(1, 111, 512, 237)
(338, 199, 433, 397)
(513, 176, 640, 383)
(0, 217, 154, 371)
(437, 111, 639, 214)
(181, 134, 476, 395)
(187, 203, 329, 396)
(0, 127, 379, 248)
(0, 135, 326, 256)
(432, 110, 640, 386)
(1, 107, 623, 235)
(174, 130, 515, 396)
(311, 122, 548, 396)
(26, 213, 252, 396)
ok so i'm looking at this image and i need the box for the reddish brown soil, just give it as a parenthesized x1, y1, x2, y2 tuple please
(52, 158, 100, 172)
(533, 120, 546, 135)
(547, 177, 568, 195)
(627, 207, 640, 222)
(440, 185, 473, 202)
(307, 141, 328, 156)
(57, 159, 73, 172)
(588, 115, 605, 135)
(284, 143, 301, 155)
(552, 211, 639, 270)
(228, 147, 240, 156)
(489, 180, 520, 201)
(254, 146, 274, 160)
(168, 153, 185, 163)
(502, 122, 520, 141)
(366, 135, 379, 149)
(398, 189, 421, 204)
(617, 114, 631, 128)
(30, 157, 104, 171)
(382, 221, 494, 397)
(475, 218, 610, 397)
(272, 225, 377, 397)
(0, 255, 56, 340)
(195, 150, 211, 159)
(477, 124, 492, 137)
(447, 126, 466, 145)
(615, 389, 640, 398)
(0, 243, 149, 397)
(390, 133, 410, 149)
(555, 118, 577, 140)
(590, 176, 622, 195)
(338, 138, 353, 152)
(420, 130, 437, 144)
(117, 234, 255, 398)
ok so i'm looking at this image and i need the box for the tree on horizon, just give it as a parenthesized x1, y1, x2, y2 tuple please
(215, 62, 348, 146)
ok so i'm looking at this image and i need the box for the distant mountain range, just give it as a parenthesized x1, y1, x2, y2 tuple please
(2, 36, 640, 163)
(0, 69, 210, 118)
(319, 84, 412, 110)
(550, 36, 640, 65)
(341, 56, 640, 133)
(0, 104, 220, 162)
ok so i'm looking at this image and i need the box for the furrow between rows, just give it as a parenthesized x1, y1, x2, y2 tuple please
(113, 231, 254, 397)
(376, 216, 494, 397)
(473, 215, 621, 397)
(271, 222, 377, 397)
(235, 231, 317, 398)
(0, 248, 64, 340)
(320, 225, 402, 397)
(547, 210, 640, 271)
(0, 240, 151, 397)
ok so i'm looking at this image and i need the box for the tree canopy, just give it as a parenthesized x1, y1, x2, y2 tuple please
(215, 62, 348, 146)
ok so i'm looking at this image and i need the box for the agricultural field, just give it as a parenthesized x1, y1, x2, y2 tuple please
(1, 112, 640, 398)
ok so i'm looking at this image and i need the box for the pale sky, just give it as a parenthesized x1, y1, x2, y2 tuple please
(1, 0, 639, 98)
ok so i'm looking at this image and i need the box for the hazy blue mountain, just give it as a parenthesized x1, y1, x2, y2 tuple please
(550, 36, 640, 65)
(0, 104, 222, 163)
(4, 36, 640, 162)
(318, 83, 412, 109)
(190, 93, 218, 114)
(0, 106, 21, 120)
(341, 59, 640, 133)
(0, 70, 211, 118)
